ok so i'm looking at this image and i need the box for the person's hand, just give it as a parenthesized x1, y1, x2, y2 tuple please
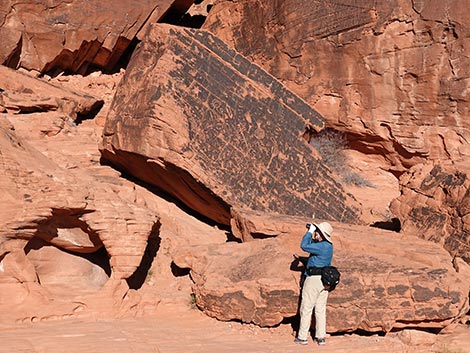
(308, 224, 316, 234)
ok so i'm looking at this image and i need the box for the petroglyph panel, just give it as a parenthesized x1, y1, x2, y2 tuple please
(102, 24, 361, 225)
(391, 163, 470, 264)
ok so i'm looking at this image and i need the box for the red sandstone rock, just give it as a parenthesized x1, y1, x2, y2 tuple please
(173, 214, 470, 332)
(0, 65, 102, 119)
(101, 23, 362, 227)
(0, 67, 157, 281)
(203, 0, 470, 173)
(0, 115, 157, 279)
(390, 161, 470, 264)
(0, 3, 468, 346)
(230, 207, 306, 241)
(0, 114, 164, 323)
(0, 0, 194, 75)
(0, 68, 233, 325)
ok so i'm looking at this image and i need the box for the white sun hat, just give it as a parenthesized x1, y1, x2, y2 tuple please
(313, 222, 333, 243)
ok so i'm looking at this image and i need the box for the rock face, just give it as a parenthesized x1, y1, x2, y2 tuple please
(0, 69, 162, 323)
(390, 161, 470, 264)
(0, 68, 159, 285)
(101, 24, 362, 226)
(0, 65, 102, 118)
(173, 214, 470, 332)
(0, 0, 193, 74)
(202, 0, 470, 173)
(174, 238, 300, 327)
(0, 115, 157, 281)
(0, 0, 468, 340)
(0, 66, 227, 325)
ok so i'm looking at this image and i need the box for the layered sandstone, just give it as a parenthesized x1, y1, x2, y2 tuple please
(203, 0, 470, 172)
(0, 66, 230, 325)
(390, 161, 470, 264)
(173, 213, 470, 332)
(0, 68, 159, 285)
(0, 0, 468, 342)
(0, 115, 156, 280)
(0, 65, 102, 118)
(0, 0, 194, 75)
(0, 115, 157, 322)
(100, 24, 362, 226)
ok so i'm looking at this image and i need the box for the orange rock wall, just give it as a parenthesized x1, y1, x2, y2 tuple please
(203, 0, 470, 172)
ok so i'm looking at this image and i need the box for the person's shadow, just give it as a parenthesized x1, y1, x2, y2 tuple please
(291, 254, 308, 275)
(289, 255, 309, 333)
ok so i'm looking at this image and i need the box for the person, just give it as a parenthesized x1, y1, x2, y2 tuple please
(294, 221, 334, 346)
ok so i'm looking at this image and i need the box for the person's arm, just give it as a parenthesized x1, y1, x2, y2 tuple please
(301, 233, 323, 255)
(300, 224, 316, 248)
(300, 231, 311, 248)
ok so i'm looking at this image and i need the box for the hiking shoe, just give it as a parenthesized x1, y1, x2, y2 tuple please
(294, 337, 308, 345)
(315, 337, 326, 345)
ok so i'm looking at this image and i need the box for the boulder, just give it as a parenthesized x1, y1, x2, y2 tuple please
(230, 207, 309, 242)
(173, 212, 470, 332)
(390, 161, 470, 264)
(0, 65, 102, 119)
(202, 0, 470, 172)
(0, 0, 194, 74)
(101, 23, 362, 227)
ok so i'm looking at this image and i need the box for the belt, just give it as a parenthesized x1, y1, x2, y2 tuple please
(306, 267, 323, 276)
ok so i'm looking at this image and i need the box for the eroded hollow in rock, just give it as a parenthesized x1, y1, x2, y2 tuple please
(23, 209, 111, 297)
(171, 262, 190, 277)
(24, 237, 111, 297)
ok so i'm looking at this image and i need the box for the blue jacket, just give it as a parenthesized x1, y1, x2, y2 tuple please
(301, 230, 333, 269)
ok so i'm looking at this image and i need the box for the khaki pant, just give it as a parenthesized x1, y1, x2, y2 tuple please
(297, 275, 329, 340)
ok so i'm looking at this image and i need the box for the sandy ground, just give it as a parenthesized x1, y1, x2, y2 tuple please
(1, 301, 469, 353)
